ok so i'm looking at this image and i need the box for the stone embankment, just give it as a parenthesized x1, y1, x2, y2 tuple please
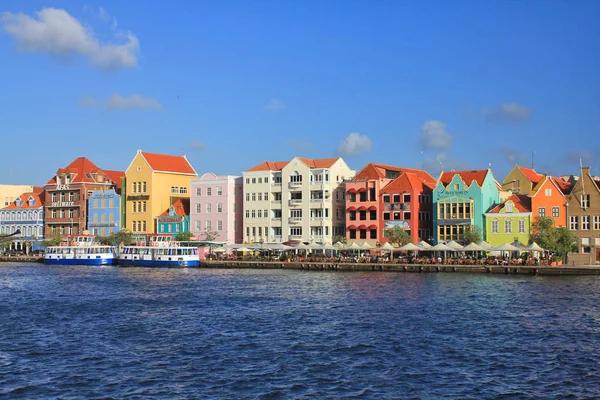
(0, 256, 44, 263)
(201, 260, 600, 276)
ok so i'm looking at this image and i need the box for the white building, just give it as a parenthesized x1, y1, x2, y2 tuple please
(243, 157, 355, 244)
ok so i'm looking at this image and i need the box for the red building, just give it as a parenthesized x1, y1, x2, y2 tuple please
(44, 157, 124, 237)
(345, 163, 435, 245)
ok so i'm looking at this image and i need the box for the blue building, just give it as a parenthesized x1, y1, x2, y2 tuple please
(0, 190, 45, 252)
(88, 189, 121, 236)
(157, 199, 190, 235)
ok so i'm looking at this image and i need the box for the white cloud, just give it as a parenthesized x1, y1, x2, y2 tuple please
(264, 99, 285, 111)
(418, 120, 452, 150)
(189, 141, 207, 152)
(79, 94, 162, 109)
(1, 7, 139, 70)
(481, 103, 532, 124)
(337, 132, 372, 156)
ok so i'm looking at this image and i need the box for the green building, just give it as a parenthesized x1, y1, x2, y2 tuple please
(484, 194, 531, 246)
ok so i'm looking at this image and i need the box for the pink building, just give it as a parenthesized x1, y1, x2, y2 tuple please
(190, 173, 243, 244)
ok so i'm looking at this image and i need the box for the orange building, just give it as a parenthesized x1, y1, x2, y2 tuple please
(529, 176, 573, 227)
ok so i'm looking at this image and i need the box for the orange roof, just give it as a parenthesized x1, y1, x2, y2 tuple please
(141, 152, 196, 175)
(381, 172, 435, 192)
(354, 163, 436, 185)
(488, 194, 531, 213)
(46, 157, 102, 184)
(245, 157, 339, 172)
(32, 186, 44, 194)
(439, 170, 489, 187)
(518, 166, 544, 184)
(2, 191, 44, 210)
(550, 177, 573, 195)
(103, 170, 125, 190)
(159, 199, 190, 217)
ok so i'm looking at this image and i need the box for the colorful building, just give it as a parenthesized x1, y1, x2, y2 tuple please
(243, 157, 355, 244)
(0, 189, 45, 252)
(124, 150, 197, 234)
(88, 188, 123, 236)
(433, 169, 501, 244)
(529, 176, 572, 227)
(501, 165, 544, 195)
(157, 199, 190, 235)
(190, 173, 243, 244)
(44, 157, 123, 237)
(1, 184, 35, 208)
(484, 194, 531, 246)
(567, 166, 600, 265)
(344, 163, 435, 245)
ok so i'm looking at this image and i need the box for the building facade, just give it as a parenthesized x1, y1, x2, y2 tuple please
(124, 150, 197, 234)
(88, 189, 122, 236)
(157, 199, 190, 235)
(567, 166, 600, 265)
(189, 173, 243, 244)
(484, 194, 531, 246)
(344, 163, 435, 245)
(433, 169, 501, 244)
(243, 157, 354, 244)
(44, 157, 124, 237)
(0, 190, 45, 251)
(501, 165, 544, 195)
(529, 176, 572, 227)
(1, 184, 35, 208)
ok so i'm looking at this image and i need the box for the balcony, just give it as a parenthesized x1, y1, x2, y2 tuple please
(288, 181, 303, 188)
(289, 234, 303, 240)
(271, 181, 282, 187)
(288, 199, 303, 206)
(271, 200, 282, 207)
(310, 182, 324, 190)
(310, 234, 324, 240)
(271, 235, 282, 242)
(310, 198, 325, 204)
(288, 217, 302, 224)
(271, 217, 282, 223)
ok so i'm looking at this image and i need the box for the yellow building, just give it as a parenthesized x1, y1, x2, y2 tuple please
(124, 150, 197, 234)
(1, 184, 36, 207)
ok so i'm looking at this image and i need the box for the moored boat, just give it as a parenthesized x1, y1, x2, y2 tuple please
(118, 234, 200, 267)
(44, 235, 117, 265)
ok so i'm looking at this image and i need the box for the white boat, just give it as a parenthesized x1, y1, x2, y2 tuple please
(44, 235, 117, 266)
(118, 234, 200, 267)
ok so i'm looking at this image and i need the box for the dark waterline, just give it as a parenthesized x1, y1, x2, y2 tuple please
(1, 263, 600, 399)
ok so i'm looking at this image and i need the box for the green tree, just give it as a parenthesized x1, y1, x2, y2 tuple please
(461, 225, 482, 244)
(530, 216, 556, 251)
(204, 229, 219, 241)
(551, 227, 578, 260)
(333, 235, 347, 245)
(384, 226, 412, 245)
(175, 231, 193, 242)
(41, 232, 63, 247)
(110, 229, 134, 246)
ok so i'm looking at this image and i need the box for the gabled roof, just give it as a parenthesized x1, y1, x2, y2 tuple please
(439, 170, 489, 187)
(381, 172, 435, 192)
(550, 177, 573, 195)
(354, 163, 436, 185)
(158, 199, 190, 217)
(2, 191, 44, 210)
(103, 170, 125, 190)
(141, 152, 197, 175)
(245, 157, 339, 172)
(517, 166, 544, 185)
(488, 194, 531, 213)
(46, 157, 102, 184)
(32, 186, 44, 194)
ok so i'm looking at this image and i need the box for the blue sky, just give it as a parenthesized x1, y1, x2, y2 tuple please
(1, 0, 599, 185)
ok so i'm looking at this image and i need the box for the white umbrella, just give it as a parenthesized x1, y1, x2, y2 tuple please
(493, 243, 520, 252)
(431, 243, 454, 251)
(446, 240, 464, 250)
(295, 242, 309, 250)
(525, 242, 544, 252)
(398, 242, 421, 251)
(319, 243, 336, 251)
(417, 240, 432, 249)
(344, 242, 361, 250)
(359, 242, 373, 250)
(463, 242, 484, 251)
(267, 243, 294, 251)
(510, 240, 526, 249)
(307, 241, 322, 250)
(235, 246, 252, 252)
(380, 242, 394, 250)
(334, 241, 346, 248)
(212, 247, 226, 253)
(477, 241, 494, 250)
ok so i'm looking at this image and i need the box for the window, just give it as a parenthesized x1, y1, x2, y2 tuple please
(52, 210, 56, 218)
(545, 188, 552, 196)
(393, 194, 400, 203)
(195, 220, 201, 232)
(504, 220, 512, 233)
(246, 210, 250, 218)
(264, 192, 269, 201)
(258, 210, 262, 218)
(581, 194, 591, 209)
(216, 202, 223, 213)
(404, 212, 411, 220)
(265, 177, 268, 183)
(264, 209, 268, 217)
(491, 220, 498, 233)
(252, 193, 256, 201)
(383, 194, 390, 203)
(252, 178, 256, 184)
(217, 220, 223, 231)
(538, 207, 546, 217)
(582, 216, 590, 230)
(246, 178, 250, 184)
(143, 202, 147, 212)
(403, 194, 411, 203)
(251, 210, 256, 218)
(552, 207, 559, 218)
(290, 227, 302, 236)
(246, 193, 250, 201)
(138, 182, 142, 193)
(206, 220, 212, 231)
(142, 221, 146, 232)
(196, 204, 201, 213)
(206, 203, 212, 213)
(454, 184, 459, 190)
(570, 216, 578, 230)
(258, 193, 262, 201)
(207, 188, 212, 196)
(133, 202, 137, 213)
(518, 220, 525, 233)
(143, 182, 147, 192)
(196, 188, 202, 196)
(217, 186, 222, 196)
(171, 186, 178, 194)
(132, 182, 137, 193)
(594, 216, 600, 230)
(93, 200, 98, 209)
(70, 192, 74, 201)
(179, 187, 188, 194)
(505, 203, 513, 213)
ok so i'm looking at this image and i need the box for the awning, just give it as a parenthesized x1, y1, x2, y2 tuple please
(347, 225, 356, 230)
(347, 188, 357, 193)
(358, 206, 367, 211)
(368, 224, 378, 230)
(358, 187, 367, 192)
(347, 206, 356, 211)
(368, 206, 377, 211)
(358, 224, 367, 230)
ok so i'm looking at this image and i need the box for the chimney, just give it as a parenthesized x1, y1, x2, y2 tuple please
(581, 166, 590, 175)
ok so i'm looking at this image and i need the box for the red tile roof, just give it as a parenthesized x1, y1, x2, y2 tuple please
(32, 186, 44, 194)
(245, 158, 339, 172)
(103, 170, 125, 190)
(550, 177, 573, 195)
(381, 172, 435, 192)
(3, 191, 44, 209)
(159, 199, 190, 217)
(46, 157, 102, 184)
(355, 163, 436, 185)
(141, 152, 196, 175)
(488, 194, 531, 213)
(439, 170, 489, 187)
(518, 166, 544, 184)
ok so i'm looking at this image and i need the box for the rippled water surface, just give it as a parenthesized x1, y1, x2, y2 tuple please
(1, 264, 600, 398)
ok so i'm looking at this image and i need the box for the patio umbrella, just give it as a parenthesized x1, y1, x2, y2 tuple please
(235, 247, 252, 252)
(417, 240, 432, 249)
(295, 242, 309, 250)
(344, 242, 361, 250)
(398, 242, 420, 251)
(359, 242, 373, 250)
(212, 247, 226, 253)
(493, 243, 520, 252)
(477, 241, 494, 250)
(462, 242, 484, 251)
(525, 242, 544, 252)
(380, 242, 394, 250)
(510, 240, 526, 249)
(319, 243, 336, 250)
(431, 243, 454, 251)
(446, 240, 464, 250)
(334, 241, 346, 248)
